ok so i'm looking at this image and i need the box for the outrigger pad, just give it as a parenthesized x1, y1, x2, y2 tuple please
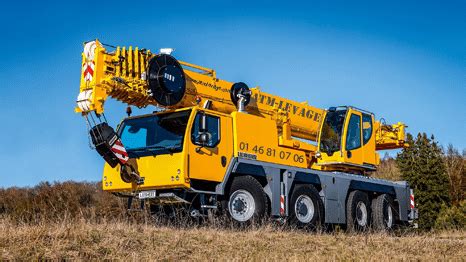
(89, 123, 128, 168)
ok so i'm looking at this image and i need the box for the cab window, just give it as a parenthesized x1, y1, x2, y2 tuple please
(362, 113, 372, 145)
(346, 114, 361, 150)
(319, 109, 346, 155)
(191, 113, 220, 147)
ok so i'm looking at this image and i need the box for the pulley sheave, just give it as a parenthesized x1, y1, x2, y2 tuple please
(230, 82, 251, 107)
(147, 54, 186, 106)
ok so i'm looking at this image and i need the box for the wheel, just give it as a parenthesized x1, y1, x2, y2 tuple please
(289, 184, 324, 230)
(227, 175, 268, 224)
(371, 194, 396, 231)
(346, 190, 371, 232)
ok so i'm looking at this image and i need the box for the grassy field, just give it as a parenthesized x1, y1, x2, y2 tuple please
(1, 218, 464, 261)
(1, 181, 464, 260)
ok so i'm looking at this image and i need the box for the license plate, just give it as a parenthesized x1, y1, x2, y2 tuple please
(138, 190, 156, 199)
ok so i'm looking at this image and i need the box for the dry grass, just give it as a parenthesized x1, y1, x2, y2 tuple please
(1, 180, 465, 260)
(1, 218, 464, 261)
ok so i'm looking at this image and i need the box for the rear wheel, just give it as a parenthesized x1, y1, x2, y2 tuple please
(227, 176, 268, 224)
(346, 190, 371, 232)
(289, 184, 324, 230)
(371, 194, 396, 231)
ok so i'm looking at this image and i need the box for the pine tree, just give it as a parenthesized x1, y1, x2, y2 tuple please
(396, 133, 451, 230)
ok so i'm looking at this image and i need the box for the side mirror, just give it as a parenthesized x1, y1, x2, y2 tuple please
(197, 113, 211, 147)
(198, 132, 210, 145)
(200, 112, 207, 133)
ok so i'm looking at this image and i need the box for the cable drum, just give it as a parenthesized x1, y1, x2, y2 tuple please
(147, 54, 186, 106)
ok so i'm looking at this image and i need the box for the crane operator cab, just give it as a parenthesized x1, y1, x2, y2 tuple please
(315, 106, 378, 173)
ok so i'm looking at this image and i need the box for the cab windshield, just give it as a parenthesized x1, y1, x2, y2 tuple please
(119, 110, 191, 157)
(319, 109, 346, 155)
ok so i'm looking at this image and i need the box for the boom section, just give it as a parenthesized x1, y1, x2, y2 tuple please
(76, 40, 324, 142)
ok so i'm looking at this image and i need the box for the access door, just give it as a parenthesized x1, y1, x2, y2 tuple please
(342, 109, 364, 166)
(187, 110, 233, 183)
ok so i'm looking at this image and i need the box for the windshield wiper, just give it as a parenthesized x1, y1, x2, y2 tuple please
(128, 144, 183, 156)
(128, 146, 165, 156)
(166, 143, 182, 153)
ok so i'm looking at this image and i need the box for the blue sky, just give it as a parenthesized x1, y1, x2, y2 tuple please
(0, 1, 464, 187)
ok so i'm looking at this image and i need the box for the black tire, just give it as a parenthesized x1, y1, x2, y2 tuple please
(346, 190, 371, 232)
(371, 194, 396, 231)
(227, 175, 268, 224)
(289, 184, 324, 230)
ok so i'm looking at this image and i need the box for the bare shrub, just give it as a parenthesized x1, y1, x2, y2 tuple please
(444, 144, 465, 206)
(373, 155, 401, 181)
(0, 181, 127, 224)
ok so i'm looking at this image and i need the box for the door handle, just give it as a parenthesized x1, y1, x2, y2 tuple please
(347, 151, 352, 158)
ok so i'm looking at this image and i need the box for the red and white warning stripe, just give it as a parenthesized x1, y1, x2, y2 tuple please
(82, 41, 98, 82)
(280, 195, 285, 215)
(410, 193, 415, 209)
(111, 139, 129, 164)
(82, 61, 95, 82)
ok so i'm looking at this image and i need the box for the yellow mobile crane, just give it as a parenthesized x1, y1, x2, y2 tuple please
(76, 40, 416, 230)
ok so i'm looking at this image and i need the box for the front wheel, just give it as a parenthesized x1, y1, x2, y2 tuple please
(227, 175, 268, 224)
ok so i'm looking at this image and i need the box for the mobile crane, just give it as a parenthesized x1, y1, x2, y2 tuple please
(76, 40, 417, 230)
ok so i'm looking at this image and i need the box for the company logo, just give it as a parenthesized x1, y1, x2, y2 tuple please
(191, 79, 229, 92)
(252, 93, 321, 122)
(238, 152, 257, 160)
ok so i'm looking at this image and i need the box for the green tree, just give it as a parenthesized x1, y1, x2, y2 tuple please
(396, 133, 451, 230)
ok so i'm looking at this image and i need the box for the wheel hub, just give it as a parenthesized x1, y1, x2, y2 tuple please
(295, 195, 314, 224)
(356, 201, 368, 227)
(229, 190, 255, 222)
(233, 197, 247, 214)
(385, 204, 393, 228)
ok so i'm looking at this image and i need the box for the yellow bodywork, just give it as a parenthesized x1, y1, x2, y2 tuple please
(76, 40, 409, 191)
(103, 150, 188, 191)
(375, 122, 409, 150)
(232, 112, 308, 168)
